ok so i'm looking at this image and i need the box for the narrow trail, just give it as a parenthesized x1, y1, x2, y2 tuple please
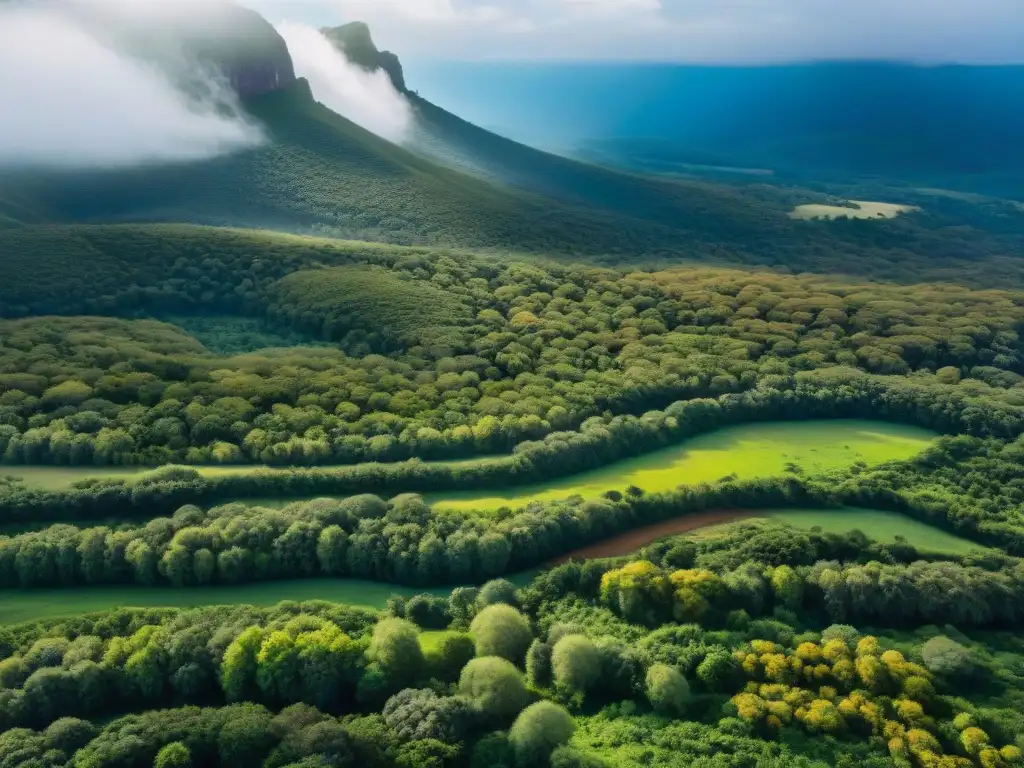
(548, 509, 755, 565)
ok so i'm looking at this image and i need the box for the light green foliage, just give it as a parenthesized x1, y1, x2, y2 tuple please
(477, 579, 518, 609)
(921, 635, 974, 678)
(509, 701, 576, 767)
(767, 509, 985, 555)
(645, 664, 691, 716)
(155, 742, 193, 768)
(459, 657, 531, 720)
(431, 421, 937, 512)
(551, 635, 601, 696)
(470, 605, 533, 664)
(269, 265, 472, 351)
(425, 632, 476, 682)
(368, 618, 423, 686)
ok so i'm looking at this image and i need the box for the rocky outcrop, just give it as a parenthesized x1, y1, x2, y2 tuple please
(69, 1, 296, 98)
(322, 22, 407, 93)
(179, 4, 297, 97)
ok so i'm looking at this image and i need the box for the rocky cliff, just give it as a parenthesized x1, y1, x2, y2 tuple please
(322, 22, 407, 93)
(178, 4, 297, 97)
(69, 1, 296, 98)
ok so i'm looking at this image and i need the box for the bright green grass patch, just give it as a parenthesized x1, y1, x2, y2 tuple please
(789, 200, 920, 221)
(427, 420, 937, 512)
(765, 507, 985, 555)
(0, 579, 451, 626)
(420, 630, 462, 653)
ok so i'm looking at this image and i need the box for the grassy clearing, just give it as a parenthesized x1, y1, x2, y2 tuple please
(426, 420, 936, 512)
(420, 630, 462, 653)
(0, 580, 450, 626)
(790, 200, 920, 221)
(0, 568, 542, 625)
(5, 455, 503, 493)
(765, 508, 985, 555)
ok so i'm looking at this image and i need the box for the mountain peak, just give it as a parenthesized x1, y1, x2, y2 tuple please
(69, 0, 297, 98)
(322, 22, 406, 93)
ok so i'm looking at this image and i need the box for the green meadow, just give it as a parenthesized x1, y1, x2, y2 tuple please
(0, 580, 444, 626)
(0, 570, 542, 626)
(764, 508, 985, 555)
(425, 420, 937, 512)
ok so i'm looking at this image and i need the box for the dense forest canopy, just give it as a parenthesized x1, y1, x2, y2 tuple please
(0, 4, 1022, 768)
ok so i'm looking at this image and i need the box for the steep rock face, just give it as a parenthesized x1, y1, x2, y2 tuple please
(322, 22, 406, 92)
(178, 5, 297, 97)
(69, 1, 296, 98)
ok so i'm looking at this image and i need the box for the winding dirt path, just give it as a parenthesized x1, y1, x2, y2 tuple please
(549, 509, 756, 565)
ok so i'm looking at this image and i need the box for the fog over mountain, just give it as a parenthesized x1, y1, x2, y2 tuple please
(277, 21, 413, 144)
(0, 1, 267, 169)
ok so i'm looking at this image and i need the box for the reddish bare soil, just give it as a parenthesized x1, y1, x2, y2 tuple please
(549, 510, 755, 565)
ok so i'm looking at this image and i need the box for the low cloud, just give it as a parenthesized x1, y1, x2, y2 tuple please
(0, 3, 264, 170)
(276, 21, 412, 143)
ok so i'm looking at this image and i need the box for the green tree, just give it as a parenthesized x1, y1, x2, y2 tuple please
(221, 627, 264, 702)
(645, 664, 690, 716)
(509, 701, 575, 767)
(551, 635, 601, 698)
(525, 640, 552, 688)
(470, 605, 533, 664)
(470, 732, 515, 768)
(155, 742, 193, 768)
(43, 717, 97, 754)
(921, 635, 974, 679)
(770, 565, 804, 610)
(427, 632, 475, 682)
(696, 650, 739, 692)
(368, 618, 423, 688)
(477, 579, 518, 609)
(459, 657, 530, 721)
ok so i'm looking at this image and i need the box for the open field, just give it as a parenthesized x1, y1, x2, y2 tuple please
(0, 568, 542, 626)
(549, 510, 753, 564)
(4, 455, 503, 492)
(0, 579, 447, 626)
(420, 630, 462, 653)
(426, 420, 937, 512)
(789, 200, 921, 220)
(765, 508, 985, 554)
(549, 506, 984, 562)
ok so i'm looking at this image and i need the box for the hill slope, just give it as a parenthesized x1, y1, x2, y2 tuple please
(3, 78, 806, 263)
(0, 15, 1019, 280)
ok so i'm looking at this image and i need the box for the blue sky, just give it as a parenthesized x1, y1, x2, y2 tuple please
(248, 0, 1024, 63)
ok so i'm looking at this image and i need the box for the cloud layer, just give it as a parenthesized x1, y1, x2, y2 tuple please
(0, 3, 264, 170)
(276, 21, 413, 143)
(249, 0, 1024, 63)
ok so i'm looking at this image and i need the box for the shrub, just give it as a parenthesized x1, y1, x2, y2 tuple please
(477, 579, 518, 608)
(368, 618, 424, 688)
(921, 636, 974, 679)
(155, 742, 193, 768)
(459, 657, 530, 721)
(509, 701, 575, 767)
(646, 664, 691, 716)
(551, 635, 601, 697)
(471, 605, 533, 664)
